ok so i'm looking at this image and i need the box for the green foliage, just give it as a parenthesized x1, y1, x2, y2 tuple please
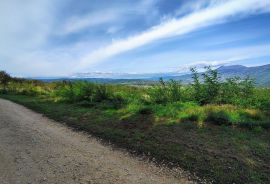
(202, 66, 221, 104)
(203, 105, 267, 127)
(148, 78, 182, 104)
(95, 84, 110, 102)
(206, 110, 232, 125)
(181, 113, 200, 122)
(190, 67, 204, 104)
(190, 67, 259, 107)
(1, 68, 270, 184)
(0, 71, 12, 93)
(1, 67, 270, 128)
(190, 67, 222, 104)
(138, 106, 153, 115)
(2, 94, 270, 184)
(219, 76, 255, 106)
(52, 81, 126, 108)
(252, 88, 270, 109)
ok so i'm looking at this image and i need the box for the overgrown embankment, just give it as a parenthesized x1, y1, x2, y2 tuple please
(0, 68, 270, 183)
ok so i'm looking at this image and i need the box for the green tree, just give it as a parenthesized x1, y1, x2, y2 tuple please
(239, 76, 255, 107)
(168, 79, 182, 102)
(202, 66, 221, 104)
(191, 67, 222, 105)
(0, 71, 12, 93)
(190, 67, 204, 104)
(220, 77, 241, 104)
(240, 76, 255, 98)
(148, 78, 182, 104)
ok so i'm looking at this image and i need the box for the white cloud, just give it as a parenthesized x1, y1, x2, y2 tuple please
(175, 0, 225, 16)
(76, 0, 270, 71)
(1, 0, 270, 77)
(111, 43, 270, 74)
(0, 0, 55, 56)
(59, 0, 159, 35)
(59, 11, 120, 35)
(107, 26, 122, 34)
(174, 57, 246, 73)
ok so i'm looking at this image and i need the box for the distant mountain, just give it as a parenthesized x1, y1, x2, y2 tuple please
(35, 64, 270, 86)
(70, 71, 186, 80)
(39, 77, 156, 85)
(218, 64, 270, 86)
(168, 64, 270, 86)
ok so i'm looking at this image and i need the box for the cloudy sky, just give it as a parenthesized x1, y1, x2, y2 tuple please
(1, 0, 270, 77)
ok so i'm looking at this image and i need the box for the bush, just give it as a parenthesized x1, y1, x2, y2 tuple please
(54, 82, 119, 105)
(148, 78, 182, 104)
(239, 110, 264, 121)
(190, 67, 221, 105)
(206, 110, 232, 125)
(94, 84, 111, 102)
(138, 106, 153, 115)
(1, 68, 270, 129)
(260, 101, 270, 111)
(106, 92, 126, 109)
(181, 114, 200, 122)
(0, 71, 11, 92)
(76, 100, 95, 107)
(190, 67, 256, 107)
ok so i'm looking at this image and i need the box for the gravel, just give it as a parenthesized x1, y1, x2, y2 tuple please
(0, 99, 195, 184)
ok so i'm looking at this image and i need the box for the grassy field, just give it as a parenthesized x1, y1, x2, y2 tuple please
(1, 94, 269, 184)
(1, 68, 270, 183)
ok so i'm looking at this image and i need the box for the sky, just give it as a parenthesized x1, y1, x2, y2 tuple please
(1, 0, 270, 77)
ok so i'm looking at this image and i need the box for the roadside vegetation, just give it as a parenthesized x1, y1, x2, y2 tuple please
(0, 68, 270, 184)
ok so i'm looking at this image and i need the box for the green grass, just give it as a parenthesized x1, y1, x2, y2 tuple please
(1, 68, 270, 183)
(1, 94, 270, 184)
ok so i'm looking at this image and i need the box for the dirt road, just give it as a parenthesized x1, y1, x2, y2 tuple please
(0, 99, 195, 184)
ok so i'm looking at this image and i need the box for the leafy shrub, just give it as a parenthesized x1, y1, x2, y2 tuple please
(94, 84, 111, 102)
(252, 126, 263, 133)
(181, 114, 200, 122)
(76, 100, 95, 107)
(53, 82, 123, 106)
(106, 92, 126, 109)
(190, 67, 256, 107)
(219, 77, 242, 104)
(1, 68, 270, 129)
(190, 67, 204, 104)
(190, 67, 221, 104)
(239, 110, 264, 121)
(260, 101, 270, 111)
(0, 71, 12, 93)
(202, 66, 221, 104)
(148, 78, 182, 104)
(167, 79, 182, 102)
(206, 110, 232, 125)
(148, 78, 169, 104)
(138, 106, 153, 115)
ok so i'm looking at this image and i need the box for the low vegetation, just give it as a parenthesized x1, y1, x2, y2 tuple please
(0, 68, 269, 184)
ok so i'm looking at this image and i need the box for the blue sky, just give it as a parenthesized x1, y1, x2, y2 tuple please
(1, 0, 270, 77)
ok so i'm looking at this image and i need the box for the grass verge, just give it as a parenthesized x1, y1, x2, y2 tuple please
(1, 94, 269, 184)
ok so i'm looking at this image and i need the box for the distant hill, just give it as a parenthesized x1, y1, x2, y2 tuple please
(169, 64, 270, 86)
(38, 77, 156, 85)
(217, 64, 270, 86)
(35, 64, 270, 86)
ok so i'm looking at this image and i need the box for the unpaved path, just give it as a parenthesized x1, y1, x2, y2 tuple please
(0, 99, 195, 184)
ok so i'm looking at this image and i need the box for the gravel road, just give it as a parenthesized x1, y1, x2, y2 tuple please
(0, 99, 195, 184)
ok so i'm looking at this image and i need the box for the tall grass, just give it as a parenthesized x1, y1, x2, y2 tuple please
(147, 78, 183, 104)
(51, 81, 127, 108)
(1, 68, 270, 129)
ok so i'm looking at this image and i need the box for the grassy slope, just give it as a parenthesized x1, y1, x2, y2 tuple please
(1, 94, 269, 184)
